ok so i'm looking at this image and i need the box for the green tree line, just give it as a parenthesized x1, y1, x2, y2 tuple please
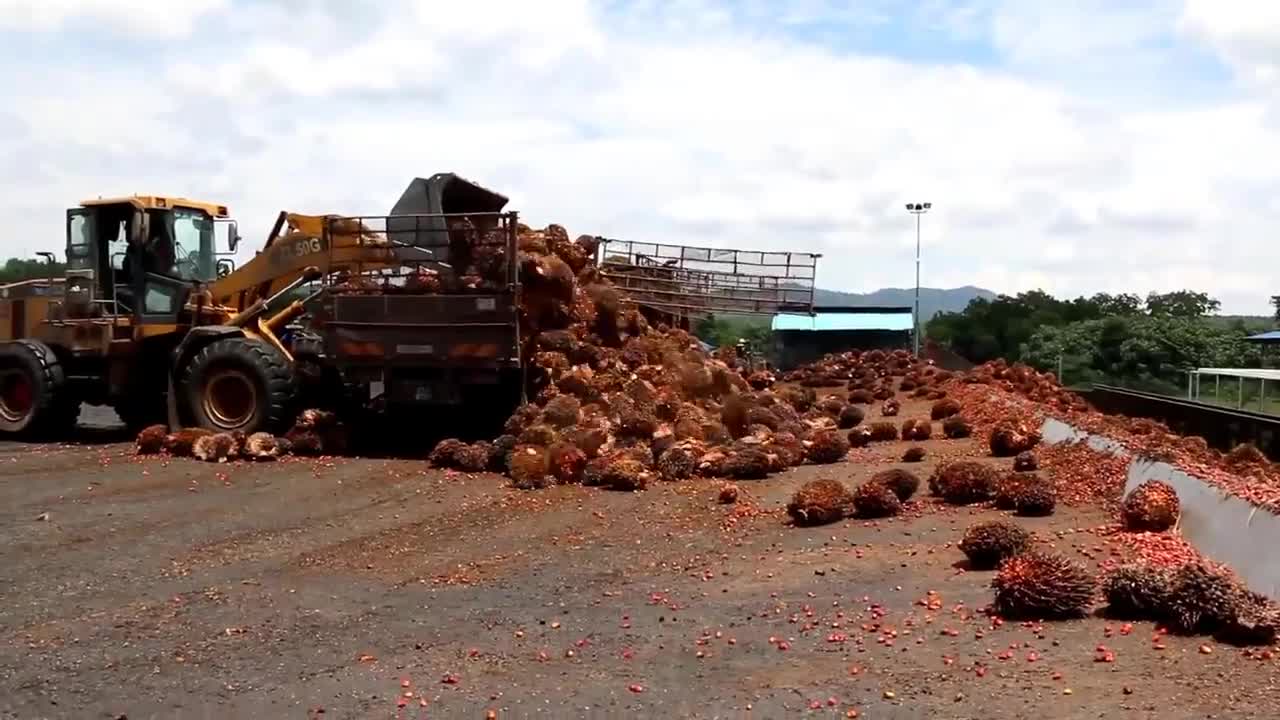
(0, 257, 65, 284)
(693, 314, 771, 352)
(927, 289, 1275, 393)
(925, 289, 1229, 363)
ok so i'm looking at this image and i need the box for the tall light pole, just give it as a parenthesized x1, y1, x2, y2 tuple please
(905, 202, 931, 357)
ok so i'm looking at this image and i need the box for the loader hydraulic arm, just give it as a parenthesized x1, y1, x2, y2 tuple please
(208, 212, 401, 311)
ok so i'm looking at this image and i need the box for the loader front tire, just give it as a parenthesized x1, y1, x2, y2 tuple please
(0, 340, 80, 439)
(182, 337, 295, 434)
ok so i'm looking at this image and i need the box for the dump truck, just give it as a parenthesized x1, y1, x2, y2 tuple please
(296, 175, 525, 419)
(0, 174, 516, 439)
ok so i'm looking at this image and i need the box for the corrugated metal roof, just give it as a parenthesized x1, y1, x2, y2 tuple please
(1195, 367, 1280, 381)
(1246, 331, 1280, 343)
(772, 312, 914, 332)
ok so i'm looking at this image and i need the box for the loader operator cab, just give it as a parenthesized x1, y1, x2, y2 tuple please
(66, 196, 231, 321)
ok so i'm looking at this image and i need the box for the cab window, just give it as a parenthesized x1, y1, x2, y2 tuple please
(170, 208, 215, 281)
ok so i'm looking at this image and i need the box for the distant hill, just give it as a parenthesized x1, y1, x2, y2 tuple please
(812, 286, 996, 320)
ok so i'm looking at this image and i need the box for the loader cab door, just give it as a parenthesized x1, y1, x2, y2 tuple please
(63, 207, 103, 319)
(68, 203, 140, 317)
(127, 207, 218, 328)
(65, 208, 95, 273)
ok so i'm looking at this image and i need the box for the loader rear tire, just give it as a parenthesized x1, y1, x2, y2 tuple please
(182, 337, 295, 434)
(0, 340, 80, 440)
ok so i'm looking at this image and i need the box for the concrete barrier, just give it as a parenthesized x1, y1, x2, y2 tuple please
(1039, 416, 1280, 601)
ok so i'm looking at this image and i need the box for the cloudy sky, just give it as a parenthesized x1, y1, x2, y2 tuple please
(1, 0, 1277, 313)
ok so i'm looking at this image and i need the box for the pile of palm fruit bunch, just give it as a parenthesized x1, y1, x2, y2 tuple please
(1100, 560, 1280, 644)
(327, 215, 545, 296)
(778, 348, 951, 397)
(426, 227, 930, 490)
(956, 358, 1089, 414)
(134, 408, 349, 462)
(954, 356, 1280, 512)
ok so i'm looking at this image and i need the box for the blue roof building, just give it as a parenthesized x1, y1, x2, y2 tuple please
(770, 306, 914, 369)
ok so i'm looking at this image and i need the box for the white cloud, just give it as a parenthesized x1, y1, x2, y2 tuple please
(0, 0, 228, 36)
(1181, 0, 1280, 90)
(1, 0, 1278, 314)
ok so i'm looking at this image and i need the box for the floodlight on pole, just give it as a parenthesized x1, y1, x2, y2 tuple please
(905, 201, 932, 357)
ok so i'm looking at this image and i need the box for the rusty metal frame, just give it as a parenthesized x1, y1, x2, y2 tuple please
(596, 238, 820, 317)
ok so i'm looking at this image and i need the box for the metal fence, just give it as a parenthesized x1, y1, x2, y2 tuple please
(1051, 353, 1280, 418)
(597, 239, 819, 316)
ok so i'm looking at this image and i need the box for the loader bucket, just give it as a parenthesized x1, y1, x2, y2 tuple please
(386, 173, 509, 261)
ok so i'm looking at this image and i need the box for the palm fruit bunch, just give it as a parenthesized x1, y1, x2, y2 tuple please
(930, 461, 998, 505)
(900, 418, 932, 441)
(930, 398, 961, 420)
(771, 432, 807, 465)
(838, 405, 865, 429)
(941, 416, 972, 439)
(1121, 480, 1180, 532)
(193, 432, 237, 462)
(290, 408, 346, 455)
(1225, 442, 1268, 469)
(902, 446, 926, 462)
(990, 551, 1095, 619)
(960, 520, 1032, 570)
(1013, 481, 1056, 517)
(548, 442, 587, 483)
(451, 442, 491, 473)
(724, 446, 773, 479)
(656, 443, 699, 481)
(1220, 591, 1280, 646)
(135, 424, 168, 455)
(787, 479, 854, 526)
(430, 438, 488, 471)
(600, 454, 653, 491)
(805, 429, 850, 464)
(541, 394, 582, 429)
(244, 432, 285, 460)
(429, 438, 471, 470)
(816, 395, 845, 418)
(852, 481, 903, 519)
(162, 427, 213, 457)
(847, 389, 874, 405)
(284, 427, 323, 456)
(717, 482, 740, 504)
(869, 468, 920, 502)
(1013, 451, 1038, 471)
(848, 426, 873, 448)
(867, 421, 899, 442)
(509, 445, 553, 489)
(488, 435, 517, 471)
(880, 398, 900, 417)
(1101, 563, 1173, 619)
(993, 472, 1034, 510)
(1159, 560, 1242, 634)
(989, 423, 1041, 457)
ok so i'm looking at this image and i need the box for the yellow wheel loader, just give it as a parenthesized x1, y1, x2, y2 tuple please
(0, 194, 323, 438)
(0, 173, 516, 440)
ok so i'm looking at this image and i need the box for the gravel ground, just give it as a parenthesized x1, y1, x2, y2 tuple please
(0, 397, 1276, 719)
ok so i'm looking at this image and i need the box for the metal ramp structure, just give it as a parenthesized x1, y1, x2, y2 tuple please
(596, 239, 820, 323)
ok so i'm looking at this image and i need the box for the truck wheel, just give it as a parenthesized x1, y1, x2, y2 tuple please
(0, 340, 80, 439)
(182, 337, 295, 434)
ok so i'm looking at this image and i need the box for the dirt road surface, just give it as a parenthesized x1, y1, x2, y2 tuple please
(0, 402, 1276, 719)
